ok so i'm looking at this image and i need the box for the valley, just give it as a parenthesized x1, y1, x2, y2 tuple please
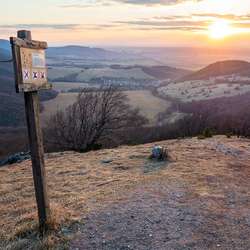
(1, 39, 250, 160)
(41, 90, 170, 125)
(2, 1, 250, 249)
(158, 77, 250, 102)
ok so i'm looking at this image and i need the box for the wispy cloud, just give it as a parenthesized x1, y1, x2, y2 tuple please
(111, 0, 201, 5)
(114, 18, 210, 32)
(192, 13, 250, 21)
(59, 1, 112, 8)
(59, 0, 202, 8)
(142, 13, 250, 32)
(0, 24, 79, 30)
(1, 13, 250, 34)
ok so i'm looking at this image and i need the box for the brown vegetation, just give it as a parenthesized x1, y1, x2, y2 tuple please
(0, 136, 250, 249)
(0, 127, 28, 159)
(44, 86, 148, 152)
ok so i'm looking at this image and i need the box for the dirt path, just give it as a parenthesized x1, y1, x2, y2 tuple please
(70, 138, 250, 250)
(1, 136, 249, 249)
(70, 181, 250, 250)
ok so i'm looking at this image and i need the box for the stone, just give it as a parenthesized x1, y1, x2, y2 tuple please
(101, 159, 113, 164)
(0, 151, 31, 167)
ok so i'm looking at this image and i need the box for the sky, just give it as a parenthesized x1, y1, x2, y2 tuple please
(1, 0, 250, 47)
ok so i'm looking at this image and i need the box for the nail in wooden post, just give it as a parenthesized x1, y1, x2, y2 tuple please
(17, 30, 50, 233)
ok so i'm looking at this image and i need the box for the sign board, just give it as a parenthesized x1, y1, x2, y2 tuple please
(10, 31, 51, 233)
(10, 37, 51, 93)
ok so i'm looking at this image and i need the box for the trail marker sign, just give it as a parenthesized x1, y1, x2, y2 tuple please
(10, 35, 51, 93)
(10, 30, 51, 234)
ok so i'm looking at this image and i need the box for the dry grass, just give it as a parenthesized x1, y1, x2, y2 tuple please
(0, 136, 250, 249)
(124, 90, 171, 124)
(41, 93, 78, 124)
(41, 90, 170, 126)
(0, 127, 28, 159)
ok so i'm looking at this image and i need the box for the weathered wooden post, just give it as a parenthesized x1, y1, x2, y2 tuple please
(10, 30, 51, 233)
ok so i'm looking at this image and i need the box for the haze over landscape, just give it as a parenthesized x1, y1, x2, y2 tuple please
(1, 0, 250, 249)
(2, 0, 250, 47)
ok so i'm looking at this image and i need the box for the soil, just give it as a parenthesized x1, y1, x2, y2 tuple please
(1, 136, 249, 250)
(70, 137, 250, 250)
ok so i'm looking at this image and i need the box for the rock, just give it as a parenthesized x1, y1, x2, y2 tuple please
(0, 151, 31, 167)
(101, 159, 113, 164)
(150, 146, 168, 161)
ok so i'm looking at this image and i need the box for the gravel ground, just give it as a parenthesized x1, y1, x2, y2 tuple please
(1, 136, 249, 250)
(70, 138, 250, 250)
(71, 179, 250, 250)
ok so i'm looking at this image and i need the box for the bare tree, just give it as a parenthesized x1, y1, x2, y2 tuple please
(44, 86, 148, 152)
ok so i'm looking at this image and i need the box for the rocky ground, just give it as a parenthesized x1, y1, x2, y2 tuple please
(0, 136, 250, 249)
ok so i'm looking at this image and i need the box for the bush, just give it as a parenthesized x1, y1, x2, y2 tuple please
(202, 128, 213, 138)
(44, 86, 148, 152)
(197, 135, 206, 140)
(226, 132, 233, 138)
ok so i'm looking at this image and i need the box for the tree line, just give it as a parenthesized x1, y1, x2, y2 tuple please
(43, 86, 250, 153)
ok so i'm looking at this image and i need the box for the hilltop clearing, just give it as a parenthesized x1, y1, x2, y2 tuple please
(180, 60, 250, 81)
(0, 136, 249, 249)
(158, 78, 250, 102)
(41, 90, 170, 126)
(158, 61, 250, 103)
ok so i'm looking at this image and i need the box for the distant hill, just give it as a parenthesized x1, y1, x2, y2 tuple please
(108, 64, 191, 80)
(47, 46, 126, 60)
(0, 39, 126, 61)
(141, 65, 191, 80)
(180, 60, 250, 81)
(0, 39, 11, 51)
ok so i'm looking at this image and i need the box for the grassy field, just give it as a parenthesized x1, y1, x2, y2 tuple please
(41, 93, 78, 124)
(158, 80, 250, 102)
(48, 67, 81, 81)
(52, 82, 91, 92)
(41, 90, 170, 125)
(48, 66, 155, 82)
(0, 136, 249, 249)
(76, 67, 154, 82)
(124, 90, 170, 123)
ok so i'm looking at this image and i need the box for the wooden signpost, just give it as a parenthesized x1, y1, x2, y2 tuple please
(10, 30, 51, 233)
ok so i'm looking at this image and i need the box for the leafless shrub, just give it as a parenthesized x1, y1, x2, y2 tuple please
(44, 86, 148, 152)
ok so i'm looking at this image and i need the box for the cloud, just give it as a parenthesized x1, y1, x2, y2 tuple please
(112, 12, 250, 33)
(60, 1, 112, 8)
(115, 19, 209, 32)
(193, 13, 250, 21)
(60, 0, 202, 8)
(1, 12, 250, 34)
(112, 0, 201, 5)
(0, 24, 79, 30)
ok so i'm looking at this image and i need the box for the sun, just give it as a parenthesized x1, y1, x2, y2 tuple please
(208, 20, 233, 39)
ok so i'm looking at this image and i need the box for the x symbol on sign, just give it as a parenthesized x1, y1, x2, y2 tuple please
(40, 72, 45, 79)
(33, 72, 38, 79)
(24, 71, 29, 79)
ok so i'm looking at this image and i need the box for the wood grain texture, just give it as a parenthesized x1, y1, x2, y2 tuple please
(24, 92, 51, 232)
(11, 30, 51, 233)
(10, 37, 48, 49)
(10, 36, 51, 92)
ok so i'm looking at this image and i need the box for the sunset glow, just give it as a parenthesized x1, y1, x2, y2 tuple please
(0, 0, 250, 46)
(208, 20, 233, 39)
